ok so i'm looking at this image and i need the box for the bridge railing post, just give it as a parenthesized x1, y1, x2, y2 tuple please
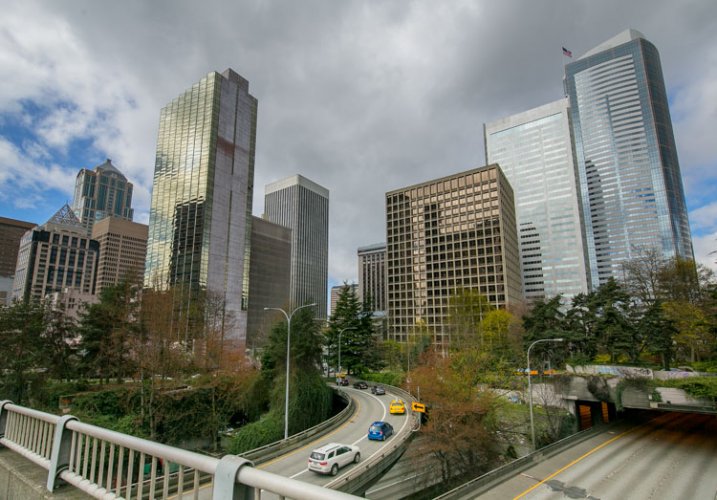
(47, 414, 78, 491)
(0, 401, 12, 438)
(212, 455, 255, 500)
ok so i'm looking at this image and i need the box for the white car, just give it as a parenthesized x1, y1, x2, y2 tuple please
(308, 443, 361, 476)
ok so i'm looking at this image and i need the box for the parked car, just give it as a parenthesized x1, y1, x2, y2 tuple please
(353, 381, 368, 389)
(389, 399, 406, 414)
(368, 421, 394, 441)
(370, 385, 386, 395)
(308, 443, 361, 475)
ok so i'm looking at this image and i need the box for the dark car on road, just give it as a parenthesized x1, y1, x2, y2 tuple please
(368, 421, 394, 441)
(370, 385, 386, 395)
(353, 381, 368, 389)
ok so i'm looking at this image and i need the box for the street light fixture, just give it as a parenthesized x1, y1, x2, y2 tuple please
(264, 303, 317, 440)
(527, 338, 564, 451)
(337, 327, 356, 376)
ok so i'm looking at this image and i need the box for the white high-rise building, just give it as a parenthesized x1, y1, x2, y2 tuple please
(485, 98, 590, 301)
(264, 175, 329, 319)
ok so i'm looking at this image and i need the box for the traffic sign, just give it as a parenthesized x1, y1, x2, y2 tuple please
(411, 402, 426, 413)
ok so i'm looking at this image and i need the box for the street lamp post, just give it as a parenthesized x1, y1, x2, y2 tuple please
(527, 338, 564, 451)
(337, 327, 356, 376)
(264, 303, 317, 440)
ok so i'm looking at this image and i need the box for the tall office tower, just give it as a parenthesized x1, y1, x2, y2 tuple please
(144, 69, 257, 344)
(357, 243, 387, 313)
(246, 216, 292, 349)
(330, 283, 358, 317)
(91, 217, 148, 293)
(72, 159, 134, 236)
(0, 216, 35, 304)
(565, 29, 693, 289)
(385, 165, 522, 345)
(485, 98, 590, 302)
(264, 175, 329, 319)
(12, 204, 99, 303)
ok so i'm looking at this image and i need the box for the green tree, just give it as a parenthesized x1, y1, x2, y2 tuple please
(260, 305, 332, 435)
(78, 280, 140, 382)
(44, 306, 80, 380)
(638, 300, 677, 369)
(326, 284, 378, 375)
(0, 301, 48, 403)
(448, 288, 494, 350)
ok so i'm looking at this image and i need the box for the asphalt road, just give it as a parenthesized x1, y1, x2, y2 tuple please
(260, 386, 413, 487)
(179, 385, 413, 499)
(475, 411, 717, 500)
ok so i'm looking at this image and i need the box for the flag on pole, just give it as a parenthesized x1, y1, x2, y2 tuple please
(562, 47, 573, 58)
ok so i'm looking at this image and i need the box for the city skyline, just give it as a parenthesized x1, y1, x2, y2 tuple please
(1, 2, 715, 291)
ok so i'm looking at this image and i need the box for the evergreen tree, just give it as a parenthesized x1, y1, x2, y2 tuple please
(0, 301, 48, 403)
(78, 280, 140, 382)
(325, 284, 378, 375)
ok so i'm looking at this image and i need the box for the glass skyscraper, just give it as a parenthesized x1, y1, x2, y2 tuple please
(72, 159, 134, 236)
(565, 30, 693, 288)
(485, 98, 590, 302)
(144, 69, 257, 344)
(264, 175, 329, 319)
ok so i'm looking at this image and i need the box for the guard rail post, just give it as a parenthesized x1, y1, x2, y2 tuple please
(0, 400, 11, 437)
(213, 455, 255, 500)
(47, 414, 78, 491)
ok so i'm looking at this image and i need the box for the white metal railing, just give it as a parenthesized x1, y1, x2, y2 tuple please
(0, 401, 361, 499)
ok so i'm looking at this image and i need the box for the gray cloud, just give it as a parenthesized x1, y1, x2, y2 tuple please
(1, 0, 716, 281)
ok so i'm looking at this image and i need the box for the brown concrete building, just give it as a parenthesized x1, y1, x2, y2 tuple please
(246, 216, 292, 350)
(357, 243, 387, 313)
(385, 164, 523, 345)
(0, 216, 35, 304)
(91, 217, 148, 292)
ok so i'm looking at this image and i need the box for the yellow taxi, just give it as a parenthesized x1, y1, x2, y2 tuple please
(389, 399, 406, 415)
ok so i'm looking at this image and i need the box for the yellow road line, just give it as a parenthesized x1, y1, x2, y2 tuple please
(512, 426, 639, 499)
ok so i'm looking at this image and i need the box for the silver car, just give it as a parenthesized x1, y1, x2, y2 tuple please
(308, 443, 361, 475)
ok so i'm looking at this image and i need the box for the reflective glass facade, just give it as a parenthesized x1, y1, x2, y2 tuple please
(264, 175, 329, 319)
(385, 165, 522, 345)
(485, 99, 590, 301)
(565, 31, 693, 288)
(144, 69, 257, 344)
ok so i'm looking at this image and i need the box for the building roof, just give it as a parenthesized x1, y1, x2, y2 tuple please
(94, 158, 127, 180)
(578, 29, 646, 60)
(44, 203, 84, 230)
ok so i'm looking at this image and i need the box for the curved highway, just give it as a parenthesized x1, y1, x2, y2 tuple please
(473, 411, 717, 500)
(183, 385, 414, 499)
(259, 386, 414, 487)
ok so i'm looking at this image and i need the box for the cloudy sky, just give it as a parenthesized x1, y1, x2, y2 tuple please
(1, 0, 716, 288)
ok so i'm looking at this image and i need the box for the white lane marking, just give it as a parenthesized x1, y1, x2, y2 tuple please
(291, 388, 411, 480)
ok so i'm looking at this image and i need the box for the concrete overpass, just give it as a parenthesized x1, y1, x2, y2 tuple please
(0, 384, 417, 499)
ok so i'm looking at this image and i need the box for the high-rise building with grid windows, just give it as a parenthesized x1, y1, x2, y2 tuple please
(385, 165, 522, 345)
(92, 217, 148, 293)
(144, 68, 257, 344)
(264, 175, 329, 319)
(485, 98, 590, 302)
(12, 204, 98, 303)
(357, 243, 387, 313)
(565, 30, 693, 288)
(72, 159, 134, 236)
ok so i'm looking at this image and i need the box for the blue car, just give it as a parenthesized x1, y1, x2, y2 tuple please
(368, 421, 394, 441)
